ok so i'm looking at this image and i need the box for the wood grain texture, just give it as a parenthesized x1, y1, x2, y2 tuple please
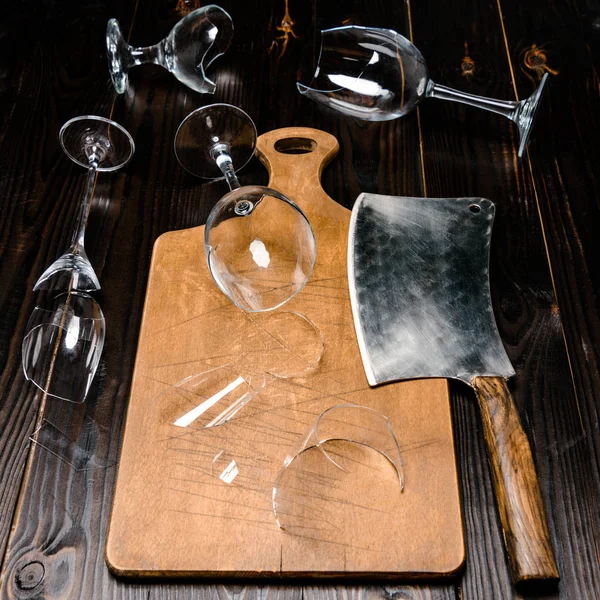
(471, 376, 558, 584)
(498, 4, 600, 597)
(1, 0, 599, 597)
(0, 0, 137, 573)
(406, 0, 584, 596)
(302, 585, 456, 600)
(106, 126, 464, 579)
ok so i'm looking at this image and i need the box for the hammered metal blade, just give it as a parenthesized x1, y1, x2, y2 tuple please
(348, 194, 515, 386)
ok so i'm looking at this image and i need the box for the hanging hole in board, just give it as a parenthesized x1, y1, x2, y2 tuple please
(274, 138, 317, 154)
(469, 203, 481, 214)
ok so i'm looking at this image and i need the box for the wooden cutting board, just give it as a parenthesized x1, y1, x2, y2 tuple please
(106, 127, 465, 579)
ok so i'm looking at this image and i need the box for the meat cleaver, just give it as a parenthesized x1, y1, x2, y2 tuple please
(348, 194, 559, 584)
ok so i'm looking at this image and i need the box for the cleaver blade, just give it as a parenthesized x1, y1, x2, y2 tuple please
(348, 194, 513, 386)
(348, 193, 559, 585)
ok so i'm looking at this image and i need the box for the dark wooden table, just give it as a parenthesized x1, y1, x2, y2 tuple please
(1, 0, 599, 598)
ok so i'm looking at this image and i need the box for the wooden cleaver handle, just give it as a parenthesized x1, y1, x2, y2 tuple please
(471, 376, 559, 584)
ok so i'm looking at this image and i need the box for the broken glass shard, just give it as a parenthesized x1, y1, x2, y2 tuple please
(272, 404, 404, 545)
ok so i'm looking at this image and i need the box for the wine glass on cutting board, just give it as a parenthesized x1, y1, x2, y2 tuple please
(174, 103, 323, 377)
(297, 25, 548, 157)
(174, 103, 317, 314)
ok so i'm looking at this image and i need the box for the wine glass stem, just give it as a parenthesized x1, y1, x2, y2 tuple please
(130, 41, 165, 67)
(213, 150, 241, 191)
(70, 165, 97, 252)
(427, 81, 519, 123)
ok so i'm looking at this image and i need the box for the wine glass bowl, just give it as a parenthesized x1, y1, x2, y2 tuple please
(174, 104, 317, 312)
(205, 185, 316, 312)
(22, 291, 106, 403)
(298, 26, 428, 121)
(298, 25, 548, 157)
(107, 5, 233, 95)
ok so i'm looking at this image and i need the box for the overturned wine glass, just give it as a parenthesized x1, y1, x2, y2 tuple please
(297, 25, 548, 157)
(106, 5, 233, 95)
(34, 115, 135, 292)
(174, 103, 317, 313)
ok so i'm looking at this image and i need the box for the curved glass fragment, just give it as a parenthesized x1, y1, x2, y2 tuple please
(272, 404, 404, 543)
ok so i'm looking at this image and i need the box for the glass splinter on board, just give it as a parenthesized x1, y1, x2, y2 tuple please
(152, 365, 267, 430)
(272, 404, 404, 546)
(212, 450, 240, 484)
(240, 311, 324, 379)
(151, 312, 323, 434)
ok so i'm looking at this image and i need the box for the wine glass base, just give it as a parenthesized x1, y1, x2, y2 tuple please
(106, 18, 130, 95)
(59, 115, 135, 172)
(516, 72, 549, 158)
(174, 103, 257, 179)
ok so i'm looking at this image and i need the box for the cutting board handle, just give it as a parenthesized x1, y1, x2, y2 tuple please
(255, 127, 339, 213)
(472, 376, 559, 585)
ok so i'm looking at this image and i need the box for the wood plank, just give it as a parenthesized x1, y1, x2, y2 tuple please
(303, 585, 456, 599)
(406, 0, 588, 596)
(0, 0, 138, 572)
(495, 0, 600, 596)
